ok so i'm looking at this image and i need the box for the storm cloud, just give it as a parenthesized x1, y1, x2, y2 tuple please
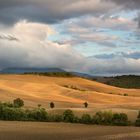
(0, 0, 116, 25)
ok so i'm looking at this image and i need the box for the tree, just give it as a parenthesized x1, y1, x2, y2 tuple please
(83, 102, 88, 108)
(50, 102, 55, 109)
(13, 98, 24, 108)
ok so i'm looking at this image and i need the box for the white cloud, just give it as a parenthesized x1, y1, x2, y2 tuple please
(0, 20, 140, 75)
(0, 20, 85, 70)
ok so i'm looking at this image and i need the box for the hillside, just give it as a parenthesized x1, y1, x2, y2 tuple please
(0, 74, 139, 111)
(93, 75, 140, 89)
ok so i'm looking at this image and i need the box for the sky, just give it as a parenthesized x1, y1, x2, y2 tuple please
(0, 0, 140, 76)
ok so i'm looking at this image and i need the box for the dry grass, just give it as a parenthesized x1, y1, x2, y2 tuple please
(0, 74, 139, 120)
(0, 121, 140, 140)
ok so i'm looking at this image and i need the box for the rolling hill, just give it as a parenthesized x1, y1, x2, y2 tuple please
(0, 74, 139, 110)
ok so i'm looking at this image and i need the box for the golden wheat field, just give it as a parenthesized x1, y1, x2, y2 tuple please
(0, 74, 140, 121)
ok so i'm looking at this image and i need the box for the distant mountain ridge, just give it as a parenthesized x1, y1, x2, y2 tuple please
(0, 67, 65, 74)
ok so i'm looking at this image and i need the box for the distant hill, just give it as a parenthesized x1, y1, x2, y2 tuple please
(0, 68, 140, 89)
(71, 72, 93, 79)
(93, 75, 140, 89)
(0, 67, 94, 78)
(0, 74, 139, 110)
(0, 68, 65, 74)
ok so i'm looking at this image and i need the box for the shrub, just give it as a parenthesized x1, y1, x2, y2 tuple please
(13, 98, 24, 108)
(0, 107, 26, 121)
(112, 113, 129, 126)
(124, 94, 128, 96)
(63, 110, 75, 123)
(48, 114, 63, 122)
(135, 111, 140, 126)
(81, 114, 91, 124)
(3, 102, 14, 108)
(92, 112, 104, 124)
(135, 119, 140, 126)
(92, 111, 113, 125)
(26, 108, 48, 121)
(73, 116, 80, 123)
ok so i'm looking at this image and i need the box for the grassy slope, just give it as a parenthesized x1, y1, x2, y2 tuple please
(0, 74, 139, 110)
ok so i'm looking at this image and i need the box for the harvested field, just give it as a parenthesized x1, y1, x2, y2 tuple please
(0, 121, 140, 140)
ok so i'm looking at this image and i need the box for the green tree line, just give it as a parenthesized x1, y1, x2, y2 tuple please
(1, 98, 140, 126)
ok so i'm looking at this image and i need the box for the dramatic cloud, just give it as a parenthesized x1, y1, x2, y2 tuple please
(0, 1, 139, 75)
(0, 21, 85, 71)
(107, 0, 140, 9)
(0, 0, 116, 25)
(0, 20, 139, 75)
(106, 0, 140, 28)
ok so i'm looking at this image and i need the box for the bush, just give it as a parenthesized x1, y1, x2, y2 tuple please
(3, 102, 14, 108)
(92, 111, 113, 125)
(48, 114, 63, 122)
(81, 114, 91, 124)
(112, 113, 129, 126)
(135, 111, 140, 126)
(26, 108, 48, 121)
(0, 107, 26, 121)
(92, 112, 103, 124)
(73, 116, 80, 123)
(135, 119, 140, 126)
(13, 98, 24, 108)
(63, 110, 75, 123)
(124, 94, 128, 96)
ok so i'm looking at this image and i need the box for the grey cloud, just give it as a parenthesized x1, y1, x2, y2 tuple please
(106, 0, 140, 28)
(106, 0, 140, 9)
(94, 52, 140, 60)
(0, 0, 139, 26)
(0, 0, 115, 25)
(88, 54, 140, 75)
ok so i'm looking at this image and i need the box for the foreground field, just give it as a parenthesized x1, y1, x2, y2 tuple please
(0, 121, 140, 140)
